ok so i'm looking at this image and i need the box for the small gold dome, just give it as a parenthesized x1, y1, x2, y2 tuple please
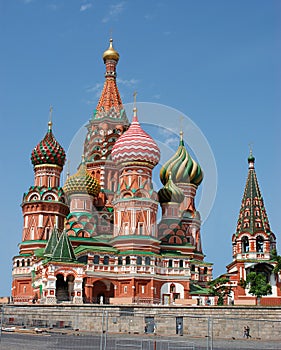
(103, 38, 119, 62)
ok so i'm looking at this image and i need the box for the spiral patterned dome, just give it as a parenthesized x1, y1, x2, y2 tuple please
(111, 108, 160, 167)
(63, 160, 100, 197)
(158, 174, 184, 204)
(160, 133, 203, 186)
(31, 122, 66, 167)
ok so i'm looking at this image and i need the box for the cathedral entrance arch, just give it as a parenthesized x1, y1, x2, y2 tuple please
(92, 280, 114, 304)
(55, 273, 75, 302)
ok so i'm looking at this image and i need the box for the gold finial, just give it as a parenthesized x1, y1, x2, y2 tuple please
(179, 130, 183, 141)
(48, 105, 53, 131)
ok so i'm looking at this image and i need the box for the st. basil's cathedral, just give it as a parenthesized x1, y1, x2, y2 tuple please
(11, 39, 281, 306)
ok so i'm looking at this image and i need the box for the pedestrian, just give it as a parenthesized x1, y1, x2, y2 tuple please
(243, 326, 247, 338)
(246, 325, 251, 339)
(177, 323, 182, 336)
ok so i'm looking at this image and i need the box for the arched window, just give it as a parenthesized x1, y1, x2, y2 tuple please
(145, 257, 151, 266)
(27, 259, 30, 267)
(242, 236, 249, 253)
(16, 260, 20, 267)
(179, 260, 184, 268)
(94, 255, 100, 264)
(204, 267, 208, 274)
(103, 256, 109, 265)
(256, 236, 264, 253)
(191, 264, 195, 272)
(118, 256, 123, 265)
(136, 256, 142, 265)
(21, 259, 25, 267)
(168, 259, 173, 268)
(125, 256, 130, 265)
(170, 283, 175, 293)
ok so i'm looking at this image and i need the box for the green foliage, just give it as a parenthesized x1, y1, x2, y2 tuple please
(208, 277, 232, 306)
(245, 272, 272, 298)
(271, 249, 281, 275)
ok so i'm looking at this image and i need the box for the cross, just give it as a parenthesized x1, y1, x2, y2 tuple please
(179, 115, 184, 140)
(48, 105, 53, 130)
(133, 91, 137, 106)
(248, 142, 253, 156)
(49, 105, 53, 122)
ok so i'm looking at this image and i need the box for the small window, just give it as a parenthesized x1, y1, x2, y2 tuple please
(242, 236, 249, 253)
(168, 259, 173, 268)
(136, 256, 142, 265)
(118, 256, 123, 265)
(179, 260, 183, 268)
(145, 257, 151, 266)
(94, 255, 100, 264)
(27, 259, 30, 267)
(170, 283, 175, 293)
(21, 260, 25, 267)
(124, 286, 127, 294)
(16, 260, 20, 267)
(103, 256, 109, 265)
(256, 236, 264, 252)
(139, 223, 144, 235)
(126, 256, 130, 265)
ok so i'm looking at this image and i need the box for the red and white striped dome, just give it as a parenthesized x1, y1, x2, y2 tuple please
(111, 108, 160, 168)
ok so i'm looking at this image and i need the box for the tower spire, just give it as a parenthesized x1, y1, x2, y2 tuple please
(235, 153, 271, 238)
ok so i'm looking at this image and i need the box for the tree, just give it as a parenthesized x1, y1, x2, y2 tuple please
(241, 272, 272, 305)
(271, 249, 281, 275)
(208, 277, 232, 305)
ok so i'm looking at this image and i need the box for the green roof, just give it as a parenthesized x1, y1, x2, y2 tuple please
(189, 283, 210, 295)
(44, 228, 59, 257)
(51, 231, 77, 263)
(20, 240, 47, 245)
(118, 250, 160, 256)
(75, 245, 118, 255)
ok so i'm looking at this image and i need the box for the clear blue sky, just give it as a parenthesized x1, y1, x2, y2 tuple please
(0, 0, 280, 296)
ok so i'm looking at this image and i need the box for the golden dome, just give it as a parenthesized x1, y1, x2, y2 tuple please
(103, 38, 119, 62)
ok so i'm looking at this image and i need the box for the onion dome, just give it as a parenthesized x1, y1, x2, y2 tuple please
(160, 132, 203, 186)
(103, 38, 119, 62)
(63, 157, 100, 197)
(158, 174, 184, 204)
(111, 107, 160, 167)
(248, 149, 255, 166)
(31, 121, 66, 167)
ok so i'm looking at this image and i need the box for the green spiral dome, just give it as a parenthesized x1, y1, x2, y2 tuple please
(158, 174, 185, 204)
(63, 161, 100, 197)
(160, 136, 203, 186)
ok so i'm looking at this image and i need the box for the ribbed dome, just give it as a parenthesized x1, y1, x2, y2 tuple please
(160, 133, 203, 186)
(158, 174, 184, 204)
(31, 122, 66, 167)
(103, 38, 119, 62)
(63, 160, 100, 197)
(111, 108, 160, 167)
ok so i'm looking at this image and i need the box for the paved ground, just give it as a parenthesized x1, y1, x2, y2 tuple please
(0, 331, 280, 350)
